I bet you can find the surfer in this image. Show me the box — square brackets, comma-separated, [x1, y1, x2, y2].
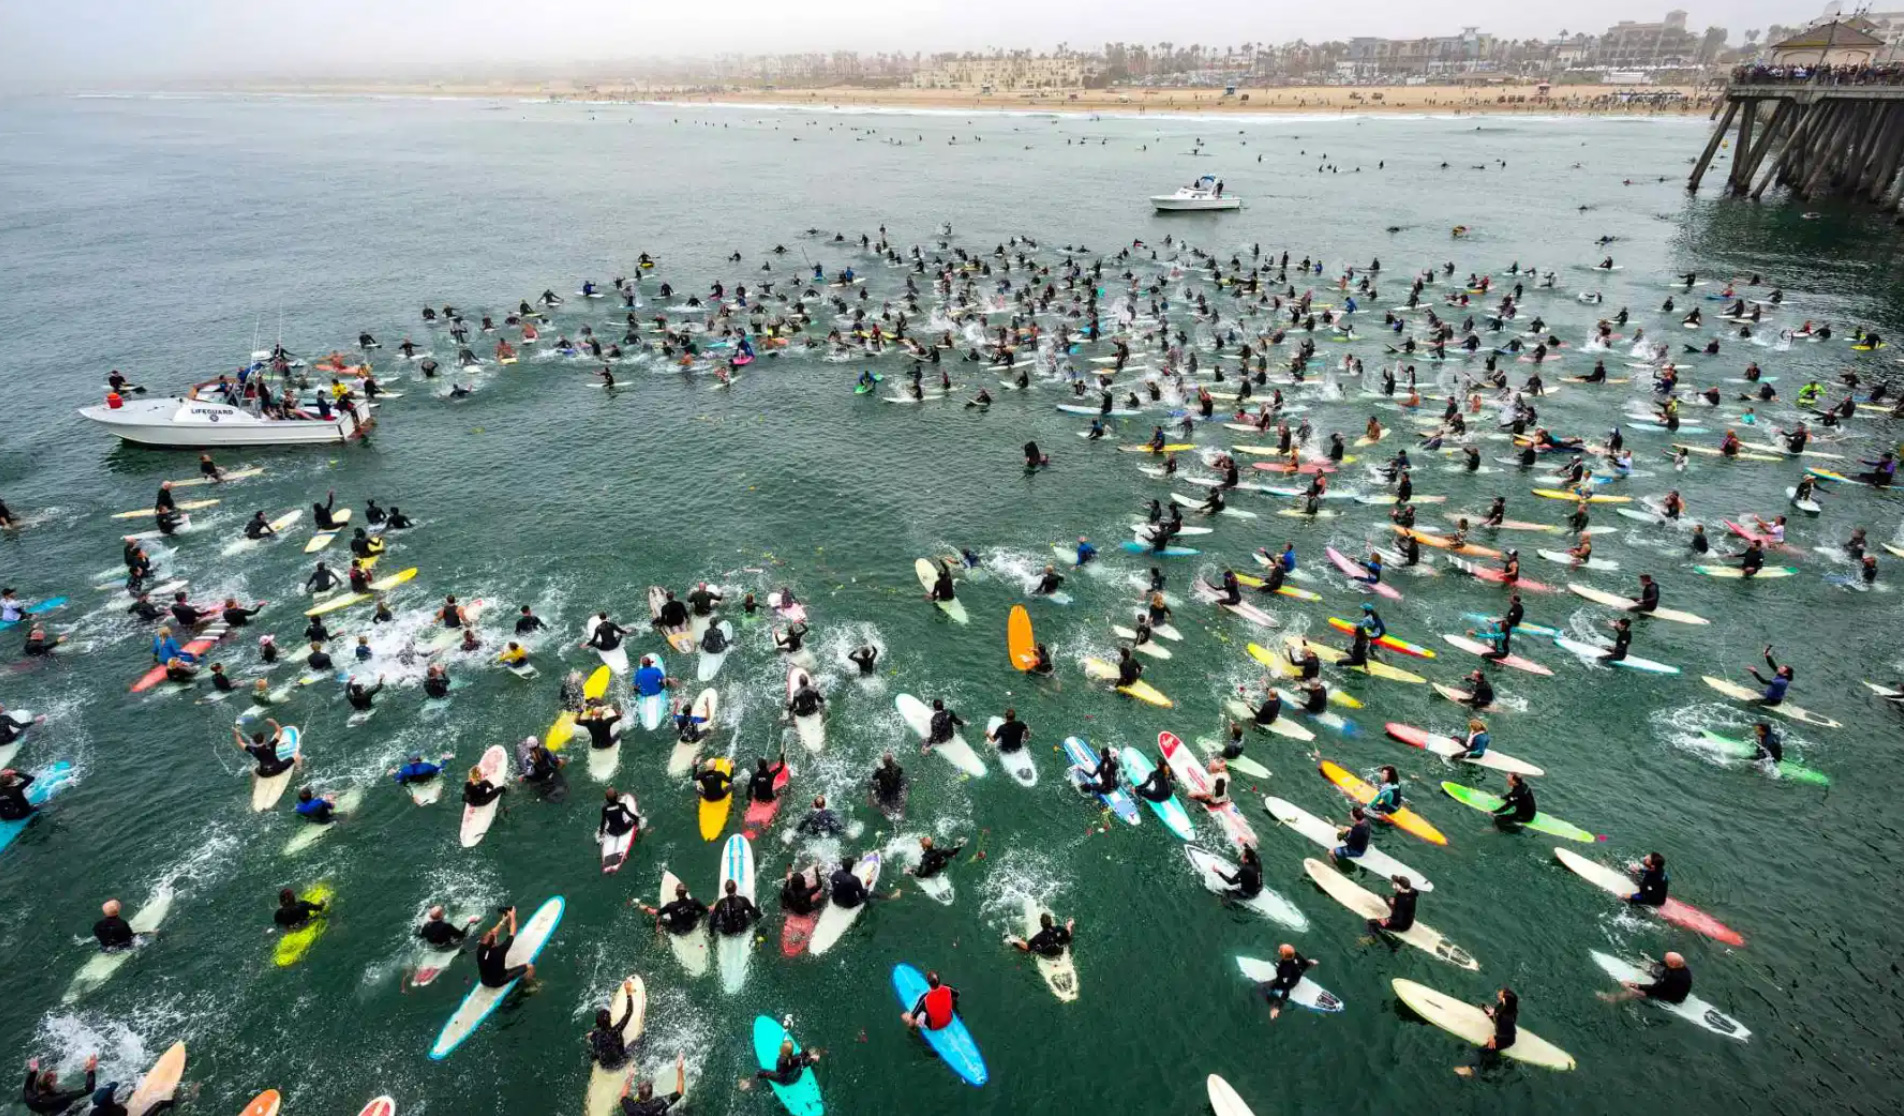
[232, 722, 297, 781]
[19, 1056, 97, 1114]
[1009, 911, 1076, 958]
[910, 835, 963, 884]
[1255, 943, 1318, 1021]
[922, 699, 965, 756]
[1744, 646, 1793, 706]
[870, 753, 908, 816]
[846, 644, 879, 675]
[1451, 988, 1520, 1076]
[795, 795, 845, 837]
[1625, 852, 1670, 907]
[693, 757, 733, 811]
[1489, 772, 1538, 830]
[1075, 745, 1120, 796]
[754, 1036, 822, 1087]
[1363, 875, 1418, 941]
[272, 888, 326, 929]
[475, 906, 537, 987]
[900, 970, 962, 1033]
[598, 788, 641, 844]
[461, 764, 506, 810]
[639, 881, 708, 938]
[748, 750, 789, 808]
[587, 978, 641, 1071]
[1333, 807, 1372, 860]
[709, 879, 762, 937]
[585, 613, 628, 656]
[1598, 952, 1693, 1005]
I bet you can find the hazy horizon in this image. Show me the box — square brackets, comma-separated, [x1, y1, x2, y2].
[0, 1, 1829, 90]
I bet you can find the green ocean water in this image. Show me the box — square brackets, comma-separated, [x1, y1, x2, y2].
[2, 94, 1904, 1115]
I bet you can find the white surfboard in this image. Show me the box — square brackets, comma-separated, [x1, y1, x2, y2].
[458, 745, 508, 847]
[808, 852, 880, 956]
[582, 976, 648, 1115]
[716, 835, 756, 994]
[894, 693, 986, 777]
[656, 869, 711, 976]
[62, 889, 174, 1003]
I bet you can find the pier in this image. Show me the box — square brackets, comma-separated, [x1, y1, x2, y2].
[1689, 75, 1904, 209]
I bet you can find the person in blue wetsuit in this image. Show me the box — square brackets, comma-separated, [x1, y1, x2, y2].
[1354, 551, 1384, 587]
[1745, 645, 1793, 705]
[149, 626, 189, 665]
[1456, 719, 1490, 759]
[390, 753, 449, 790]
[634, 655, 667, 699]
[293, 787, 336, 824]
[1074, 536, 1097, 567]
[1358, 602, 1387, 639]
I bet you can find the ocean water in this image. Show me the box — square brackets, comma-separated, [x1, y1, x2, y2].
[2, 93, 1904, 1114]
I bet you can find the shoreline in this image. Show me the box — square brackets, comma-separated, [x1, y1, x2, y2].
[107, 82, 1716, 118]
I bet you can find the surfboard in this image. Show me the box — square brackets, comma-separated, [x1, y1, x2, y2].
[716, 835, 756, 994]
[1439, 781, 1595, 842]
[892, 963, 988, 1086]
[1187, 845, 1307, 929]
[1553, 847, 1745, 946]
[1006, 605, 1037, 671]
[1383, 722, 1544, 776]
[1262, 796, 1433, 891]
[1061, 736, 1139, 824]
[808, 852, 880, 956]
[458, 744, 508, 846]
[429, 896, 565, 1059]
[582, 977, 647, 1116]
[600, 792, 640, 873]
[1391, 978, 1574, 1070]
[1588, 951, 1750, 1041]
[753, 1015, 825, 1116]
[272, 883, 332, 966]
[895, 693, 987, 777]
[1317, 760, 1446, 845]
[1302, 858, 1476, 969]
[1119, 747, 1193, 840]
[61, 888, 173, 1003]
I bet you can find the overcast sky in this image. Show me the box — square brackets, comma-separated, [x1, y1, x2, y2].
[1, 1, 1829, 87]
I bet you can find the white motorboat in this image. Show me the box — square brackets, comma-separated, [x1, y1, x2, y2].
[1151, 175, 1241, 212]
[79, 395, 367, 447]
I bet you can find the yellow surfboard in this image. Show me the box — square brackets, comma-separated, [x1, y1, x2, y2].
[697, 758, 734, 840]
[272, 883, 332, 967]
[584, 666, 612, 701]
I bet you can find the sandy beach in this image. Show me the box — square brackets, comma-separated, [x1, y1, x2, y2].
[235, 81, 1712, 117]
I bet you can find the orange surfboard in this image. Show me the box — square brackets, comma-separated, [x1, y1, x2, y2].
[240, 1091, 282, 1116]
[1317, 759, 1448, 846]
[1007, 605, 1037, 671]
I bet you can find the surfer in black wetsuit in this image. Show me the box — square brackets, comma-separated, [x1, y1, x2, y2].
[1257, 943, 1318, 1020]
[870, 753, 907, 815]
[1598, 951, 1693, 1005]
[598, 788, 641, 843]
[1076, 746, 1120, 795]
[639, 882, 707, 936]
[709, 879, 762, 937]
[1490, 772, 1538, 829]
[475, 906, 535, 987]
[910, 835, 963, 881]
[847, 645, 878, 674]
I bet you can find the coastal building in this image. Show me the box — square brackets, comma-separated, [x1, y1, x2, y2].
[1589, 11, 1728, 68]
[1766, 20, 1887, 66]
[911, 54, 1091, 91]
